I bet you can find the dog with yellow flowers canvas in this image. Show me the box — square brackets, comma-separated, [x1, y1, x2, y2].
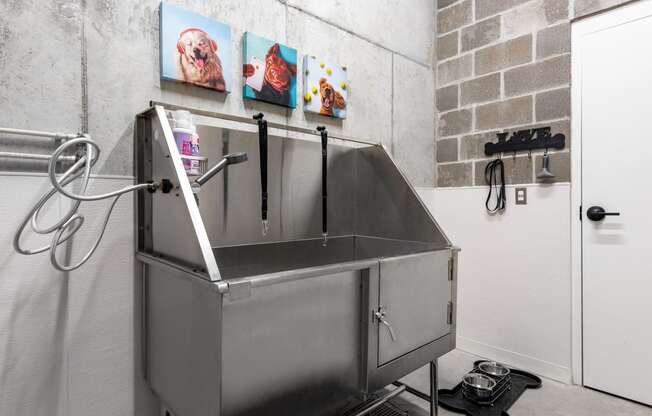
[303, 56, 348, 119]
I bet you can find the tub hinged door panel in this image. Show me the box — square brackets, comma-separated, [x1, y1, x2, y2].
[376, 250, 451, 366]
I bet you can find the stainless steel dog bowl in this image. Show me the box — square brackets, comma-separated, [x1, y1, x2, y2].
[478, 361, 511, 377]
[462, 373, 496, 399]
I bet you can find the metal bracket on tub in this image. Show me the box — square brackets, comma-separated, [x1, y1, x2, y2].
[227, 280, 252, 300]
[449, 246, 461, 281]
[135, 252, 229, 293]
[448, 258, 454, 281]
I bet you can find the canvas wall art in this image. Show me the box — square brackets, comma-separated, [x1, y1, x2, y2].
[302, 56, 348, 119]
[242, 32, 297, 108]
[160, 3, 232, 92]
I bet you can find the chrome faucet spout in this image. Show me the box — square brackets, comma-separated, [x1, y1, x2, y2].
[194, 152, 248, 187]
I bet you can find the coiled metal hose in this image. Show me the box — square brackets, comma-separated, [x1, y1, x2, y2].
[13, 136, 156, 271]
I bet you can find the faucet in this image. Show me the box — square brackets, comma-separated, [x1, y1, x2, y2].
[192, 152, 248, 192]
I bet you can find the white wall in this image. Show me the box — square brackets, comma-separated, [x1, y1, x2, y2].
[0, 175, 135, 416]
[418, 184, 572, 383]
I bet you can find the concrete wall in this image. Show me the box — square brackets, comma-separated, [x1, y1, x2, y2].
[574, 0, 636, 17]
[0, 0, 436, 185]
[0, 1, 436, 416]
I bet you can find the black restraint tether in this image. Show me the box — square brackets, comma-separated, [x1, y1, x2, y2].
[485, 158, 506, 213]
[317, 126, 328, 245]
[254, 113, 269, 235]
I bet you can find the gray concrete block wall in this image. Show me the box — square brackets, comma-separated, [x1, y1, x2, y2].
[435, 0, 576, 187]
[435, 0, 638, 188]
[0, 0, 436, 186]
[574, 0, 635, 17]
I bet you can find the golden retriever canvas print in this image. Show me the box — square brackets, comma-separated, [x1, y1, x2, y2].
[303, 56, 347, 119]
[160, 3, 231, 92]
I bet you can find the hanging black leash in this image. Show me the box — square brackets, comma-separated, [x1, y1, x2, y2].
[317, 126, 328, 246]
[254, 113, 269, 235]
[485, 158, 506, 213]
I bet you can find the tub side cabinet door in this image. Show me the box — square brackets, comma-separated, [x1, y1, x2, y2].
[376, 250, 451, 366]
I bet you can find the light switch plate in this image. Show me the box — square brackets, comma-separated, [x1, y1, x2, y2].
[515, 187, 527, 205]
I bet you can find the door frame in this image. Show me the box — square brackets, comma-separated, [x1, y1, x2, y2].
[570, 0, 652, 386]
[570, 15, 584, 386]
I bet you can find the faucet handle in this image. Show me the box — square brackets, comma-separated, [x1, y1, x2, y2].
[374, 306, 397, 342]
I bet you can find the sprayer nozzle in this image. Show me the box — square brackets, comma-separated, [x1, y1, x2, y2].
[225, 152, 248, 165]
[194, 152, 248, 188]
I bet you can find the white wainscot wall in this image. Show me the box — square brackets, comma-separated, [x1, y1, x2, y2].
[0, 174, 135, 416]
[418, 184, 572, 383]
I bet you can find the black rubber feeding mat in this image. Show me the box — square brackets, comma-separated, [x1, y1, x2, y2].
[438, 360, 542, 416]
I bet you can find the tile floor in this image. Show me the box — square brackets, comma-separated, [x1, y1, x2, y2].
[388, 350, 652, 416]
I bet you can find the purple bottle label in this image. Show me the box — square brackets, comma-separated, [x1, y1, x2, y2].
[181, 139, 192, 155]
[173, 130, 193, 171]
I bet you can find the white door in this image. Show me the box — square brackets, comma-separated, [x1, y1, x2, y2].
[574, 0, 652, 405]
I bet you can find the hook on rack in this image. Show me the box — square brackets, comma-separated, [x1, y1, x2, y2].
[484, 127, 565, 157]
[537, 147, 555, 179]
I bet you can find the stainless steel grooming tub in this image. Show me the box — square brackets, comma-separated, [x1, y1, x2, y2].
[134, 105, 459, 416]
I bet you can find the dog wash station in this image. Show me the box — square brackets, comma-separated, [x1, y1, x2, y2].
[135, 105, 459, 416]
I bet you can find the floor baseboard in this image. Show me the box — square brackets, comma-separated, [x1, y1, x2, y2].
[457, 336, 572, 384]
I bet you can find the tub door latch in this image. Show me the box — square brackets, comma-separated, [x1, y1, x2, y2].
[374, 306, 397, 342]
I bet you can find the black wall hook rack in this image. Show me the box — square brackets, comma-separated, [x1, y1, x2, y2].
[484, 127, 565, 156]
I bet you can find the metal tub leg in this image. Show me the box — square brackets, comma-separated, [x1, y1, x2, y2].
[430, 360, 438, 416]
[391, 359, 439, 416]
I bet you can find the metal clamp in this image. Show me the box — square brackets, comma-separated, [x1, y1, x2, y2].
[374, 306, 397, 342]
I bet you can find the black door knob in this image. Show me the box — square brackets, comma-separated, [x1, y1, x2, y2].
[587, 206, 620, 222]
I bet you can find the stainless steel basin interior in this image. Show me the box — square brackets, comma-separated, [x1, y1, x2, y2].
[147, 110, 450, 273]
[135, 105, 458, 416]
[214, 235, 444, 279]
